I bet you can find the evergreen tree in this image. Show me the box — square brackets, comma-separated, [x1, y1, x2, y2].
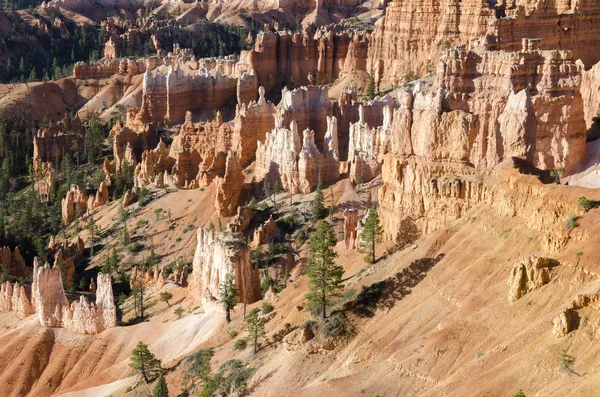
[220, 272, 239, 322]
[246, 308, 265, 354]
[360, 207, 383, 264]
[306, 221, 342, 319]
[311, 169, 325, 222]
[129, 341, 163, 383]
[86, 215, 98, 256]
[153, 374, 169, 397]
[159, 291, 173, 307]
[366, 69, 376, 100]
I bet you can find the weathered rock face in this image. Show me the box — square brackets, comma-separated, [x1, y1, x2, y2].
[33, 114, 82, 172]
[61, 185, 89, 225]
[348, 105, 392, 183]
[28, 262, 116, 334]
[0, 282, 34, 318]
[215, 151, 246, 217]
[553, 294, 600, 338]
[232, 86, 276, 166]
[237, 28, 357, 94]
[130, 263, 188, 289]
[111, 108, 156, 171]
[255, 118, 340, 194]
[140, 63, 242, 124]
[189, 227, 261, 308]
[507, 256, 555, 302]
[366, 0, 600, 86]
[343, 209, 359, 250]
[252, 215, 280, 247]
[0, 246, 30, 278]
[228, 206, 254, 233]
[378, 45, 587, 244]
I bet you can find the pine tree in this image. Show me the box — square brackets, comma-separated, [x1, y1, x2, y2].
[306, 221, 342, 319]
[366, 69, 376, 100]
[361, 207, 383, 264]
[129, 341, 162, 383]
[153, 374, 169, 397]
[159, 291, 173, 307]
[246, 308, 265, 354]
[311, 169, 325, 222]
[220, 272, 239, 322]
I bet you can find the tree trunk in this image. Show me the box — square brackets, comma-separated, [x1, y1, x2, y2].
[372, 236, 375, 263]
[226, 308, 231, 323]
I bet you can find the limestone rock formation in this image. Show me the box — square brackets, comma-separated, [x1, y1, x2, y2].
[189, 227, 261, 308]
[343, 209, 359, 250]
[228, 206, 254, 233]
[553, 294, 600, 338]
[507, 256, 555, 302]
[253, 215, 280, 246]
[215, 150, 246, 217]
[0, 246, 30, 278]
[61, 186, 89, 225]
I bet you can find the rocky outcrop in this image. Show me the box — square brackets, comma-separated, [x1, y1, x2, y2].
[366, 0, 600, 86]
[228, 206, 254, 233]
[215, 151, 246, 217]
[507, 256, 555, 302]
[378, 45, 587, 243]
[0, 282, 34, 318]
[553, 294, 600, 338]
[189, 227, 261, 308]
[231, 86, 276, 166]
[0, 246, 30, 278]
[33, 114, 82, 172]
[255, 117, 340, 194]
[343, 209, 359, 250]
[253, 215, 280, 246]
[61, 186, 89, 225]
[110, 108, 156, 171]
[348, 105, 392, 183]
[26, 261, 117, 334]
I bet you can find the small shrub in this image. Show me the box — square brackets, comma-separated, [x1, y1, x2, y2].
[228, 330, 238, 339]
[578, 196, 598, 212]
[175, 237, 182, 242]
[296, 228, 309, 246]
[564, 214, 579, 229]
[234, 338, 247, 350]
[125, 386, 132, 393]
[129, 242, 145, 253]
[324, 312, 351, 338]
[262, 302, 274, 315]
[558, 349, 575, 369]
[174, 307, 184, 319]
[512, 390, 526, 397]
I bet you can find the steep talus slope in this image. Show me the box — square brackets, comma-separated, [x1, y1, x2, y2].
[243, 169, 600, 396]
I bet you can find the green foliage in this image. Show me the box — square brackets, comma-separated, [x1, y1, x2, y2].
[306, 221, 342, 319]
[129, 341, 163, 383]
[558, 349, 575, 369]
[184, 348, 214, 385]
[262, 302, 274, 315]
[311, 171, 326, 222]
[578, 196, 599, 212]
[174, 307, 184, 319]
[220, 272, 239, 322]
[200, 359, 255, 397]
[246, 308, 266, 354]
[228, 330, 238, 339]
[152, 375, 169, 397]
[159, 291, 173, 306]
[564, 214, 579, 229]
[366, 70, 376, 100]
[512, 390, 526, 397]
[129, 242, 145, 253]
[360, 207, 384, 264]
[550, 167, 566, 184]
[261, 273, 274, 296]
[323, 312, 350, 338]
[233, 338, 247, 350]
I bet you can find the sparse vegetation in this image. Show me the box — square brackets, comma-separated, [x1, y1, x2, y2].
[578, 196, 599, 212]
[360, 207, 383, 264]
[564, 214, 579, 229]
[306, 221, 343, 319]
[262, 302, 274, 315]
[512, 390, 526, 397]
[557, 349, 575, 370]
[234, 338, 248, 350]
[246, 308, 266, 354]
[174, 307, 184, 319]
[220, 272, 239, 323]
[159, 291, 173, 307]
[129, 341, 163, 383]
[152, 374, 169, 397]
